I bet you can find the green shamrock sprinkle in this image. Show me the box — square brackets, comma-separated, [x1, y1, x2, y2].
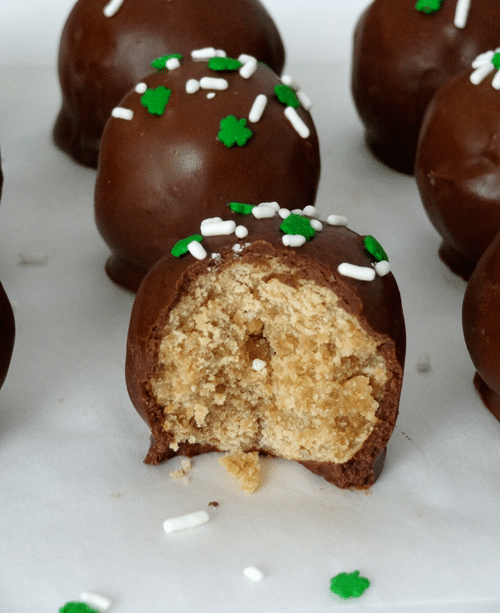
[171, 234, 203, 257]
[150, 53, 183, 70]
[330, 570, 370, 599]
[208, 57, 243, 71]
[364, 235, 389, 262]
[280, 214, 316, 240]
[229, 202, 255, 214]
[415, 0, 444, 14]
[492, 52, 500, 70]
[275, 83, 300, 109]
[218, 115, 253, 147]
[59, 603, 99, 613]
[141, 86, 172, 116]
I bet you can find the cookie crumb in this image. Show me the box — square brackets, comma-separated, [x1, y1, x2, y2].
[218, 450, 261, 493]
[169, 458, 192, 480]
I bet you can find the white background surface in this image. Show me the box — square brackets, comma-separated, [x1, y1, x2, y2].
[1, 1, 500, 612]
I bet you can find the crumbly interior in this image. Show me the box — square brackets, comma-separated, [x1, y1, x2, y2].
[151, 257, 387, 490]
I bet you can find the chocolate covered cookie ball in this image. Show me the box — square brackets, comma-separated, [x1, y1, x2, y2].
[53, 0, 285, 167]
[95, 53, 320, 291]
[463, 228, 500, 422]
[416, 49, 500, 279]
[125, 208, 405, 492]
[352, 0, 500, 174]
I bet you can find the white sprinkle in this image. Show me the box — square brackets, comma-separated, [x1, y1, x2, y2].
[472, 50, 496, 69]
[375, 260, 391, 276]
[238, 54, 257, 64]
[111, 107, 133, 120]
[259, 201, 280, 211]
[252, 359, 266, 372]
[252, 205, 276, 219]
[297, 90, 313, 111]
[310, 219, 323, 231]
[249, 94, 268, 123]
[470, 62, 495, 85]
[201, 220, 236, 236]
[207, 92, 216, 99]
[233, 243, 244, 253]
[201, 217, 222, 227]
[291, 208, 304, 215]
[279, 208, 291, 219]
[454, 0, 470, 28]
[284, 106, 310, 138]
[163, 510, 210, 533]
[492, 70, 500, 90]
[244, 566, 264, 581]
[186, 79, 200, 94]
[303, 205, 318, 217]
[282, 234, 306, 247]
[211, 252, 221, 262]
[417, 353, 431, 373]
[19, 253, 48, 266]
[191, 47, 226, 59]
[200, 77, 228, 90]
[166, 57, 181, 71]
[327, 214, 348, 226]
[103, 0, 125, 17]
[235, 225, 248, 238]
[187, 241, 207, 260]
[240, 59, 258, 79]
[135, 82, 148, 94]
[338, 263, 376, 281]
[281, 74, 299, 90]
[80, 592, 112, 611]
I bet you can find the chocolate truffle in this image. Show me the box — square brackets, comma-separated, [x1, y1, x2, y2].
[352, 0, 500, 174]
[0, 280, 15, 391]
[95, 54, 320, 292]
[125, 210, 406, 491]
[416, 50, 500, 279]
[53, 0, 285, 167]
[463, 228, 500, 422]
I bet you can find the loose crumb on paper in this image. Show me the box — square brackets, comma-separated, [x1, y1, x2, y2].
[218, 450, 261, 493]
[169, 458, 192, 482]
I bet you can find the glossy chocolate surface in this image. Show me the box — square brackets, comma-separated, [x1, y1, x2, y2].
[416, 70, 500, 279]
[95, 58, 320, 292]
[352, 0, 500, 174]
[463, 229, 500, 423]
[53, 0, 285, 167]
[126, 213, 406, 489]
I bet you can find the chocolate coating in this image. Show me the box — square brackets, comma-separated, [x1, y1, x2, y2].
[463, 229, 500, 422]
[352, 0, 500, 174]
[53, 0, 285, 167]
[95, 58, 320, 292]
[126, 213, 406, 489]
[416, 69, 500, 280]
[0, 281, 15, 391]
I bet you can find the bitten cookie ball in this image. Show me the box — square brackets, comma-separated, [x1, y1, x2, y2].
[352, 0, 500, 174]
[53, 0, 285, 167]
[95, 53, 320, 291]
[125, 209, 405, 492]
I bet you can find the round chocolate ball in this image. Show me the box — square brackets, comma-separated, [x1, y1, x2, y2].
[463, 228, 500, 422]
[352, 0, 500, 174]
[53, 0, 285, 167]
[416, 55, 500, 279]
[125, 210, 405, 490]
[95, 55, 320, 292]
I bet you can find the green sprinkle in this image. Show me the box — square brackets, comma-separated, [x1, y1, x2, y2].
[229, 202, 255, 214]
[492, 52, 500, 70]
[150, 54, 183, 70]
[171, 234, 203, 257]
[59, 603, 99, 613]
[275, 83, 300, 109]
[415, 0, 444, 14]
[280, 214, 316, 240]
[208, 57, 243, 71]
[364, 235, 389, 262]
[140, 86, 171, 116]
[330, 570, 370, 599]
[218, 115, 253, 147]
